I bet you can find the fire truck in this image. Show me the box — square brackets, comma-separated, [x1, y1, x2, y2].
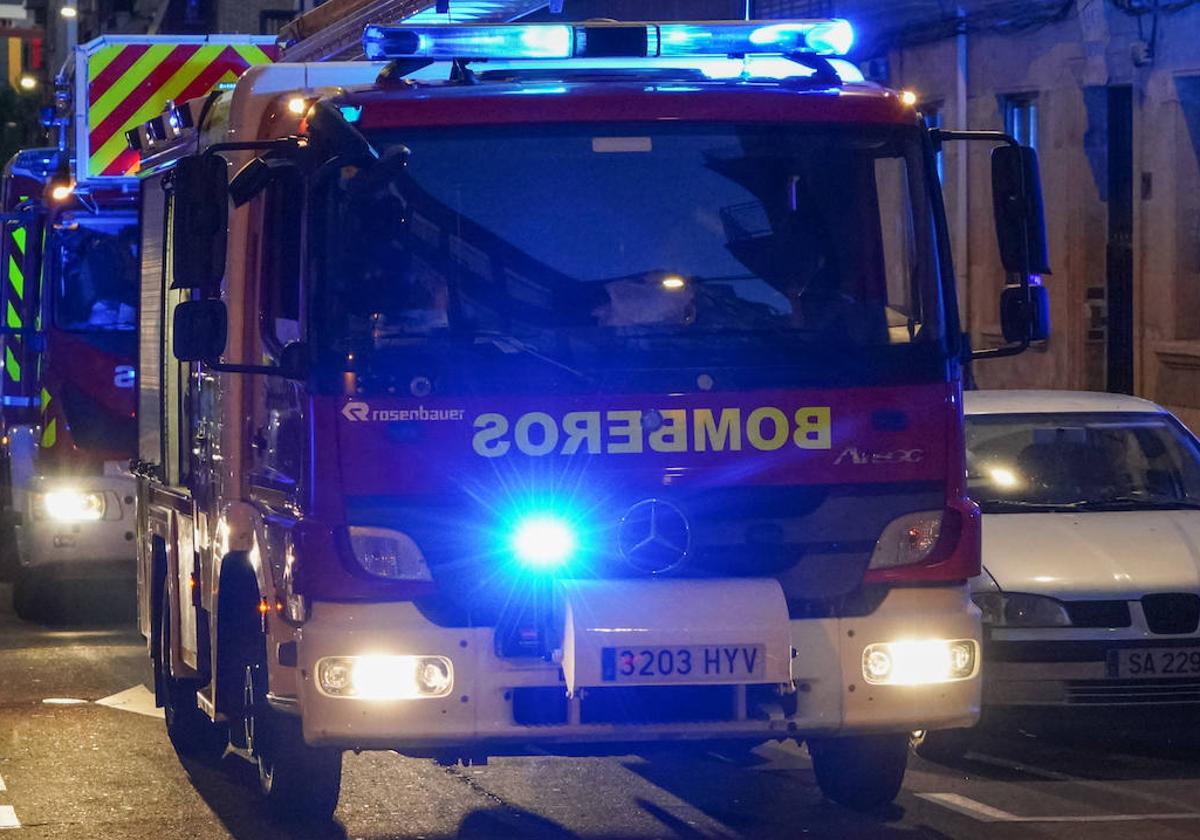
[132, 18, 1050, 818]
[0, 36, 277, 620]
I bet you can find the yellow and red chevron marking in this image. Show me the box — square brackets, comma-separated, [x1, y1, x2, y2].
[87, 42, 279, 178]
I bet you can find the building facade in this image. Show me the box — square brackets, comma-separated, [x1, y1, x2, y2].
[839, 0, 1200, 429]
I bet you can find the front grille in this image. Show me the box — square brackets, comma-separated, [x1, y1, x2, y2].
[1142, 594, 1200, 635]
[1064, 600, 1131, 628]
[511, 685, 740, 726]
[1066, 678, 1200, 706]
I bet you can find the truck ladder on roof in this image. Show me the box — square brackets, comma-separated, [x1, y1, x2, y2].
[279, 0, 551, 62]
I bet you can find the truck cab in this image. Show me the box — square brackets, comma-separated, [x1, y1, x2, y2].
[135, 19, 1049, 820]
[0, 151, 139, 620]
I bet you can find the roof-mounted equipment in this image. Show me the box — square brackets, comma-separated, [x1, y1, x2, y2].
[362, 19, 855, 62]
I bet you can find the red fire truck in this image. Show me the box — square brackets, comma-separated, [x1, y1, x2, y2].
[0, 36, 277, 620]
[133, 19, 1050, 818]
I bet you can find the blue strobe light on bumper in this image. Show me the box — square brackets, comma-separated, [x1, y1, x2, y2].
[510, 513, 578, 572]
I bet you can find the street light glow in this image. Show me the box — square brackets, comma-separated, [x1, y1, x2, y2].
[60, 5, 78, 17]
[17, 74, 37, 91]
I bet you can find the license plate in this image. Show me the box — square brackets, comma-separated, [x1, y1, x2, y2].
[601, 645, 765, 683]
[1108, 647, 1200, 679]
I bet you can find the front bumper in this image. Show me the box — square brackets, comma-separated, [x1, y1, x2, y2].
[293, 584, 981, 753]
[983, 635, 1200, 708]
[15, 473, 137, 578]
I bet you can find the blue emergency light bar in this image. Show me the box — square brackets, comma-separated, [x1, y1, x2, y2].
[362, 19, 855, 62]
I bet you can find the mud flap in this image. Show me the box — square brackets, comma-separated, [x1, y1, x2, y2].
[558, 579, 793, 697]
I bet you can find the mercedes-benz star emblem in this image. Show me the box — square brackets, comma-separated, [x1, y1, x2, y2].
[618, 499, 691, 574]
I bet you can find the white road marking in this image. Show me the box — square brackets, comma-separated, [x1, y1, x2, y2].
[94, 685, 163, 719]
[0, 805, 19, 829]
[41, 698, 87, 705]
[918, 792, 1200, 823]
[918, 793, 1020, 821]
[966, 750, 1200, 813]
[0, 775, 5, 792]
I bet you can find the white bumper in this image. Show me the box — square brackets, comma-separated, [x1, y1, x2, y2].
[15, 472, 137, 577]
[294, 584, 981, 752]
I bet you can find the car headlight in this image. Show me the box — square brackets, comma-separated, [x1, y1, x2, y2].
[36, 489, 106, 522]
[972, 592, 1072, 627]
[868, 510, 942, 570]
[348, 526, 433, 582]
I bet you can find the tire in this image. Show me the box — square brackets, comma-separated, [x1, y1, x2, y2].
[237, 628, 341, 821]
[808, 733, 909, 812]
[13, 567, 46, 622]
[911, 727, 973, 763]
[159, 587, 226, 762]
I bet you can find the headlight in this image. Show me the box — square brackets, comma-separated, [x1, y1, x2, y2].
[868, 510, 942, 570]
[972, 592, 1072, 627]
[862, 639, 978, 685]
[36, 489, 106, 522]
[316, 655, 453, 699]
[348, 526, 433, 582]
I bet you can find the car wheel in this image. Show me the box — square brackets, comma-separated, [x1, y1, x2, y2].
[239, 632, 341, 821]
[159, 588, 226, 762]
[808, 733, 909, 812]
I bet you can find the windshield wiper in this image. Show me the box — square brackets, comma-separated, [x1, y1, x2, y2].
[471, 332, 591, 383]
[979, 499, 1087, 512]
[1065, 496, 1200, 512]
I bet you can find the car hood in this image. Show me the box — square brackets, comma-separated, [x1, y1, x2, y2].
[980, 511, 1200, 600]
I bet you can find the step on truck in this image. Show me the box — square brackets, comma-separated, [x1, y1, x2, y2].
[131, 18, 1051, 818]
[0, 36, 277, 620]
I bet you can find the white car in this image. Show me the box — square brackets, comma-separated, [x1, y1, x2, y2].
[965, 390, 1200, 710]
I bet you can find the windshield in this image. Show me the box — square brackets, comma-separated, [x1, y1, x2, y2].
[52, 215, 138, 332]
[966, 412, 1200, 512]
[313, 122, 943, 381]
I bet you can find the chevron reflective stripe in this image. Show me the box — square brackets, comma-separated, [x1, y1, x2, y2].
[39, 387, 54, 448]
[4, 222, 25, 385]
[86, 41, 279, 178]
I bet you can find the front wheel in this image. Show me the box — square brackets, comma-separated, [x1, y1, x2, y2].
[808, 733, 909, 812]
[12, 567, 45, 622]
[239, 632, 341, 821]
[159, 588, 227, 762]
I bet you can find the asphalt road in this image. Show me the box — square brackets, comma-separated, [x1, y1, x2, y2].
[5, 584, 1200, 839]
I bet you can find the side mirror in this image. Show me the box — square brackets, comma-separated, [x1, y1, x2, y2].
[173, 299, 228, 362]
[1000, 283, 1050, 344]
[171, 155, 228, 289]
[991, 145, 1050, 275]
[278, 341, 309, 380]
[229, 157, 301, 207]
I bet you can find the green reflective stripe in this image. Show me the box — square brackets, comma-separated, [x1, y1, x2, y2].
[39, 387, 50, 410]
[7, 255, 22, 300]
[12, 226, 25, 255]
[5, 346, 19, 382]
[40, 418, 55, 448]
[6, 300, 20, 329]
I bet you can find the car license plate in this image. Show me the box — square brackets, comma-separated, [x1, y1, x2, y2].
[601, 645, 765, 683]
[1108, 647, 1200, 679]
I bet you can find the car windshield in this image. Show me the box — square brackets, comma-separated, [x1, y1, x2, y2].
[53, 215, 138, 332]
[312, 121, 943, 382]
[965, 412, 1200, 512]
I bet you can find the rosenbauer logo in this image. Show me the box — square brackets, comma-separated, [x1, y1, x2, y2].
[341, 401, 466, 422]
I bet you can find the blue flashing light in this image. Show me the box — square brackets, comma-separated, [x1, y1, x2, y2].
[802, 20, 855, 56]
[338, 104, 363, 123]
[362, 19, 856, 62]
[511, 514, 578, 571]
[364, 23, 571, 61]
